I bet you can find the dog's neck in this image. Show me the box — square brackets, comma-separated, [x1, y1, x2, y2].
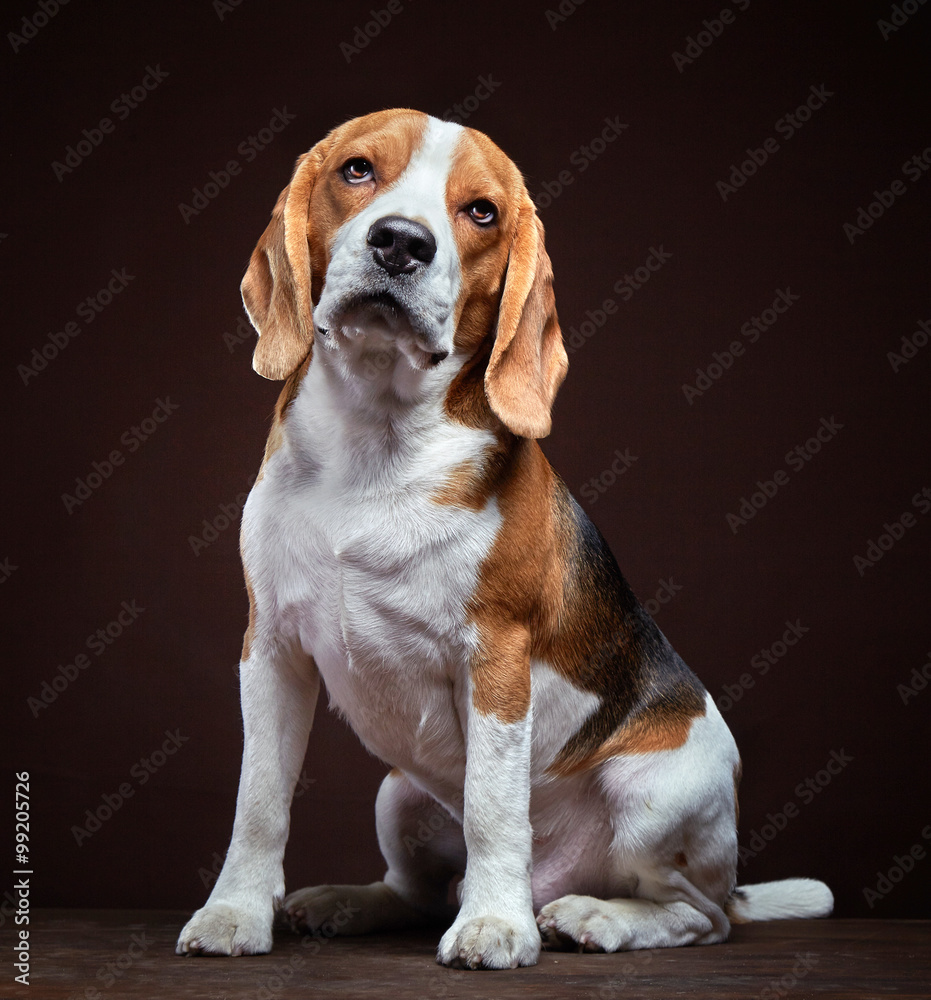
[285, 323, 488, 485]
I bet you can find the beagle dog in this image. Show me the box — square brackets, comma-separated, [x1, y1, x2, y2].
[177, 109, 832, 970]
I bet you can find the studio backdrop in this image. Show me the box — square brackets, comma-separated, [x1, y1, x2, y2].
[3, 0, 929, 922]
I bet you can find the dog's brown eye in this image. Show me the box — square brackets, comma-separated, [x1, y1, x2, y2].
[467, 200, 496, 226]
[343, 158, 374, 184]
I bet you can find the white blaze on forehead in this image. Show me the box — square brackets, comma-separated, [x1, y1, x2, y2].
[377, 116, 464, 220]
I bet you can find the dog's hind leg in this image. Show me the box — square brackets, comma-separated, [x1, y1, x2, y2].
[537, 883, 729, 952]
[537, 703, 739, 954]
[283, 769, 464, 935]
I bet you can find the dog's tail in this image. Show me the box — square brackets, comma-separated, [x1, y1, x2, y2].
[726, 878, 833, 923]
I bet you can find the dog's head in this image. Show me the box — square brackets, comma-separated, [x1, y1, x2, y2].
[241, 109, 567, 439]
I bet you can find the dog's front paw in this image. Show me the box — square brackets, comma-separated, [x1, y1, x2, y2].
[437, 913, 541, 970]
[176, 901, 273, 956]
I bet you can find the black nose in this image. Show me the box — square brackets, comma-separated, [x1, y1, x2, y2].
[367, 215, 437, 277]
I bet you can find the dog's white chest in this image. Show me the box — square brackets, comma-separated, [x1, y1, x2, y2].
[244, 380, 500, 778]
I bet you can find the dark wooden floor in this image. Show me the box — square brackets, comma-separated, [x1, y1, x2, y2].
[6, 911, 930, 999]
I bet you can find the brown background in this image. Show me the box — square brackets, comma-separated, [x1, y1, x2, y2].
[3, 0, 929, 924]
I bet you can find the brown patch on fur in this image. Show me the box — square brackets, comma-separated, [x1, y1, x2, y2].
[467, 439, 563, 724]
[444, 340, 500, 434]
[430, 434, 513, 512]
[674, 852, 688, 868]
[430, 460, 485, 511]
[275, 350, 313, 418]
[241, 570, 256, 662]
[470, 620, 532, 725]
[253, 352, 313, 484]
[548, 705, 704, 778]
[259, 421, 284, 478]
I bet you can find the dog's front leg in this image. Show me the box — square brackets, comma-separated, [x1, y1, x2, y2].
[177, 645, 319, 956]
[437, 641, 539, 970]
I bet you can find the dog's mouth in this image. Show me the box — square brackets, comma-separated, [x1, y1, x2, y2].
[316, 289, 408, 331]
[315, 291, 449, 369]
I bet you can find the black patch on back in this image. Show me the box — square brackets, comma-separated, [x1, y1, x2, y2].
[546, 479, 707, 772]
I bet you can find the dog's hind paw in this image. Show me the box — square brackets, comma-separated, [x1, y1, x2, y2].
[282, 881, 429, 936]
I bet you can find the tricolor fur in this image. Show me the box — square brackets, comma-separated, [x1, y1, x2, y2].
[177, 109, 832, 970]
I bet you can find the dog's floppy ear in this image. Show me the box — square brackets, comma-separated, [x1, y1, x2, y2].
[241, 147, 325, 380]
[485, 198, 568, 439]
